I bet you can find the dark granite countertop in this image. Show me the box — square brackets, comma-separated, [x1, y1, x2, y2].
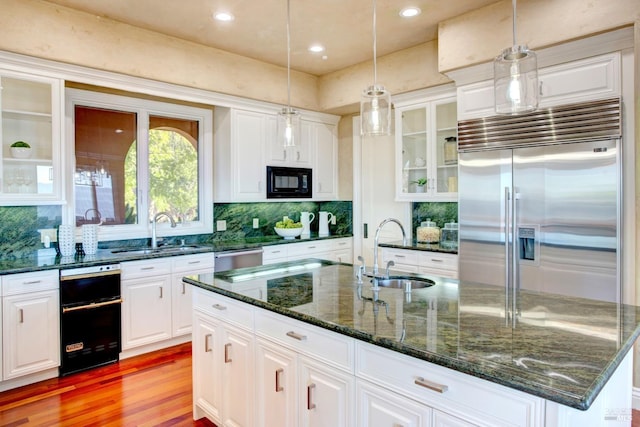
[0, 234, 352, 275]
[184, 259, 640, 411]
[378, 240, 458, 254]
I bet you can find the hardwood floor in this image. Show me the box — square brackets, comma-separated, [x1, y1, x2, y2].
[0, 342, 214, 426]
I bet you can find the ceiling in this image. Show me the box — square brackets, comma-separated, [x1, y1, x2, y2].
[42, 0, 499, 76]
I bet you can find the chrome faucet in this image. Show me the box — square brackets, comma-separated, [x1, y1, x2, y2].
[372, 218, 407, 275]
[151, 212, 177, 249]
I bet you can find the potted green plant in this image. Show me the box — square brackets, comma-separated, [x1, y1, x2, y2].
[10, 141, 32, 159]
[411, 178, 427, 192]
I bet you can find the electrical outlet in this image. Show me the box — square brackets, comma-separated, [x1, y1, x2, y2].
[38, 228, 57, 243]
[253, 218, 259, 229]
[216, 220, 227, 231]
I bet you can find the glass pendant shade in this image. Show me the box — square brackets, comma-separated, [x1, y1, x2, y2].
[361, 85, 391, 136]
[494, 45, 538, 114]
[277, 106, 301, 148]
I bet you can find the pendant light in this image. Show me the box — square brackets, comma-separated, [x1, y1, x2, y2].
[360, 0, 391, 136]
[494, 0, 538, 115]
[277, 0, 300, 147]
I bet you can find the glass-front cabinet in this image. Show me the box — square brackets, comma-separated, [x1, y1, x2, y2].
[394, 89, 457, 201]
[0, 69, 63, 205]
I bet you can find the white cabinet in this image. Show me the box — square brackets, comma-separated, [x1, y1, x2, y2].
[263, 237, 353, 265]
[214, 107, 269, 202]
[192, 287, 255, 426]
[382, 248, 458, 279]
[308, 120, 338, 200]
[457, 53, 621, 121]
[0, 69, 64, 205]
[121, 259, 172, 350]
[394, 90, 457, 201]
[268, 115, 312, 167]
[357, 379, 432, 427]
[171, 253, 214, 337]
[1, 270, 59, 381]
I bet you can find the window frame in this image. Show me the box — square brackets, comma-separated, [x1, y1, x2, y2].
[65, 88, 213, 242]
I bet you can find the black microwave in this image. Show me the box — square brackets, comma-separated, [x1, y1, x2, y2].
[266, 166, 312, 199]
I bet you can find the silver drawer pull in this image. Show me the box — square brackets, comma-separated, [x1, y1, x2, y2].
[224, 343, 232, 363]
[307, 383, 316, 410]
[275, 368, 284, 392]
[212, 304, 227, 311]
[430, 258, 444, 263]
[205, 333, 212, 352]
[286, 331, 307, 341]
[188, 260, 202, 265]
[394, 255, 406, 258]
[22, 280, 42, 285]
[141, 266, 155, 271]
[414, 376, 448, 393]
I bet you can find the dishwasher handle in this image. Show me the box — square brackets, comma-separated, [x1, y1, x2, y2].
[214, 249, 264, 259]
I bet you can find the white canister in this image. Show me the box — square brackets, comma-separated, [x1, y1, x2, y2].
[58, 225, 75, 257]
[82, 224, 100, 255]
[300, 211, 315, 237]
[318, 211, 334, 237]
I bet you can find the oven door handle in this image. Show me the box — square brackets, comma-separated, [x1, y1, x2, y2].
[62, 298, 123, 313]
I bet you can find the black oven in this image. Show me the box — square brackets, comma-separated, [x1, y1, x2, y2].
[59, 264, 122, 376]
[266, 166, 312, 198]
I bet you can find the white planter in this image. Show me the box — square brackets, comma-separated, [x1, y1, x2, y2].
[10, 146, 32, 159]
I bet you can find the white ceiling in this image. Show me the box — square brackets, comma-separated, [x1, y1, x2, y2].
[42, 0, 499, 76]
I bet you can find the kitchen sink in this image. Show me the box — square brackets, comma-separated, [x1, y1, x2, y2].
[371, 276, 435, 290]
[110, 245, 208, 255]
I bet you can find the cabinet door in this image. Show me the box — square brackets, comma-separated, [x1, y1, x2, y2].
[233, 110, 267, 200]
[311, 121, 338, 200]
[432, 410, 478, 427]
[221, 324, 255, 427]
[121, 276, 172, 349]
[2, 290, 59, 379]
[299, 356, 354, 427]
[0, 70, 63, 205]
[256, 338, 298, 427]
[192, 313, 222, 423]
[269, 115, 311, 167]
[357, 380, 432, 427]
[172, 273, 193, 336]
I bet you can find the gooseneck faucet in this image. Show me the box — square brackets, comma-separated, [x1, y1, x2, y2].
[372, 218, 407, 275]
[151, 212, 177, 249]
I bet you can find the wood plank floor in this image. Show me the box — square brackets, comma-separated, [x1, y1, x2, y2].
[0, 342, 215, 426]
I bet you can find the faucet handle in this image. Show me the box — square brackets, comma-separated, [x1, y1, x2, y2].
[385, 260, 395, 278]
[356, 256, 366, 283]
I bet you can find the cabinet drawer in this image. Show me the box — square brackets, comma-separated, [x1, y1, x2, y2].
[332, 238, 352, 251]
[193, 287, 253, 330]
[418, 252, 458, 271]
[356, 342, 543, 427]
[121, 258, 172, 279]
[288, 240, 333, 255]
[2, 269, 59, 295]
[172, 253, 214, 273]
[262, 245, 288, 262]
[382, 248, 419, 266]
[255, 310, 354, 372]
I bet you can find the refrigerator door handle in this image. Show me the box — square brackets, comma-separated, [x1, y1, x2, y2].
[512, 191, 521, 328]
[504, 186, 511, 327]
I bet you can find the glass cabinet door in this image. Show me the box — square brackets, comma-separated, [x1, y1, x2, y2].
[396, 94, 457, 201]
[0, 71, 63, 205]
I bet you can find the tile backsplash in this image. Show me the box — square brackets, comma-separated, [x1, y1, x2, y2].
[0, 206, 62, 259]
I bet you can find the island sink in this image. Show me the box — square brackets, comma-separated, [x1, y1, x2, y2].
[371, 276, 435, 290]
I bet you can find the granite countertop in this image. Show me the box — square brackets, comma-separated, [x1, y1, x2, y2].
[0, 234, 352, 275]
[378, 240, 458, 254]
[184, 259, 640, 411]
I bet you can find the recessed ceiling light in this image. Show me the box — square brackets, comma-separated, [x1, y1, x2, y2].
[308, 44, 325, 53]
[399, 7, 421, 18]
[214, 12, 235, 22]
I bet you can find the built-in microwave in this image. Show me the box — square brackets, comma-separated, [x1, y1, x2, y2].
[266, 166, 312, 199]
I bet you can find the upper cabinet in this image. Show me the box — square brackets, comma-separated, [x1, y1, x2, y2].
[394, 89, 457, 202]
[307, 119, 338, 200]
[267, 115, 311, 168]
[457, 52, 621, 121]
[0, 69, 64, 205]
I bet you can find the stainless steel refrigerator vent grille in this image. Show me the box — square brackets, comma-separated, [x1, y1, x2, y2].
[457, 98, 621, 151]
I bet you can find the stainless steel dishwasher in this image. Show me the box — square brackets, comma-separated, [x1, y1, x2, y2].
[214, 248, 263, 272]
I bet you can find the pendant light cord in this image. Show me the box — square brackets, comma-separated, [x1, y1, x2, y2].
[511, 0, 517, 46]
[372, 0, 378, 86]
[286, 0, 291, 108]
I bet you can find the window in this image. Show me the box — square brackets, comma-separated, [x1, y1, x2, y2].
[65, 88, 213, 241]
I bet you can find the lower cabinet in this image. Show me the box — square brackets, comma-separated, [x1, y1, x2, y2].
[1, 270, 60, 385]
[263, 237, 353, 265]
[357, 380, 432, 427]
[382, 248, 458, 279]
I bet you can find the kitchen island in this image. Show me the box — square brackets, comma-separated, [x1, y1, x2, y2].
[185, 259, 639, 426]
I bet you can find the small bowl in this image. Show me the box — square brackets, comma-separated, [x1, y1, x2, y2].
[10, 147, 32, 159]
[274, 227, 303, 240]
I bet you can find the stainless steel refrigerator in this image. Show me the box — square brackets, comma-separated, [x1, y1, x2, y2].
[457, 98, 623, 317]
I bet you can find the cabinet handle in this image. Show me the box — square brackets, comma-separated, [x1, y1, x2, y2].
[19, 308, 24, 323]
[286, 331, 307, 341]
[213, 303, 227, 311]
[394, 255, 406, 259]
[308, 246, 316, 249]
[272, 250, 281, 254]
[159, 286, 163, 298]
[204, 333, 212, 352]
[430, 258, 444, 263]
[22, 280, 42, 285]
[307, 383, 316, 410]
[283, 149, 287, 160]
[414, 376, 448, 393]
[275, 368, 284, 392]
[187, 260, 201, 265]
[224, 343, 232, 363]
[141, 266, 155, 271]
[182, 282, 186, 294]
[296, 151, 300, 161]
